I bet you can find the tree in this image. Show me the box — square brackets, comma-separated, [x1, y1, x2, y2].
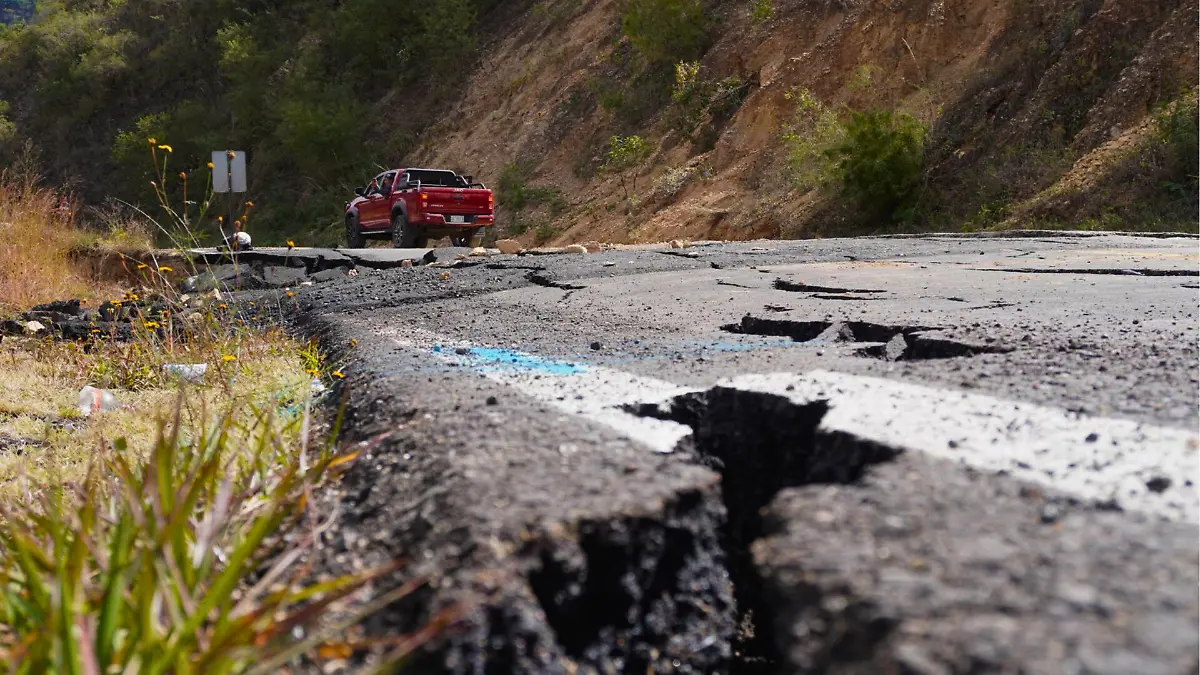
[602, 135, 652, 198]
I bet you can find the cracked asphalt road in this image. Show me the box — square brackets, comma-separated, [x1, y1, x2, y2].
[289, 232, 1198, 674]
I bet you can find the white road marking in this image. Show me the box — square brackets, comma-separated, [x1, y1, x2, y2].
[381, 327, 696, 453]
[720, 371, 1198, 523]
[378, 328, 1198, 522]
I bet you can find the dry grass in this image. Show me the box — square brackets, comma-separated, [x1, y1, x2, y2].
[0, 176, 95, 310]
[0, 327, 314, 494]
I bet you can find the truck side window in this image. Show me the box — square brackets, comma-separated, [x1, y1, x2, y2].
[380, 171, 395, 195]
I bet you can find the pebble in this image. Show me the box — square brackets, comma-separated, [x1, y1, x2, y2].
[1039, 503, 1062, 524]
[590, 341, 603, 350]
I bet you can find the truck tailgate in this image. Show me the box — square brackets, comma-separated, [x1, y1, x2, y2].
[423, 188, 492, 213]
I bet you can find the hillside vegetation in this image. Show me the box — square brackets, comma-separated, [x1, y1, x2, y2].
[0, 0, 1195, 246]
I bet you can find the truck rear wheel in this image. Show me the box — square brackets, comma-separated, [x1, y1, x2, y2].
[450, 228, 480, 247]
[393, 213, 427, 248]
[345, 215, 365, 249]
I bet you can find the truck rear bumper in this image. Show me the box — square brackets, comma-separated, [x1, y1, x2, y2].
[412, 214, 494, 227]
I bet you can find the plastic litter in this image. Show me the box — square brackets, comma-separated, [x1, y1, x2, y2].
[77, 386, 120, 417]
[163, 363, 208, 383]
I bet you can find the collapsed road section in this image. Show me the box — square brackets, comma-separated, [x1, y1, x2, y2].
[285, 233, 1198, 674]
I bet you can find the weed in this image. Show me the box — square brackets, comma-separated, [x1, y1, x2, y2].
[0, 397, 445, 673]
[750, 0, 774, 24]
[670, 62, 744, 144]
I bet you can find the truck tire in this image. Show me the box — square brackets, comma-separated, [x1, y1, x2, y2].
[450, 228, 480, 247]
[393, 213, 427, 248]
[345, 215, 365, 249]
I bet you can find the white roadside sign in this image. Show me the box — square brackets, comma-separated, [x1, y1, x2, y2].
[212, 150, 247, 193]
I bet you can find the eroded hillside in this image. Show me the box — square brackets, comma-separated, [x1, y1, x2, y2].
[414, 0, 1198, 245]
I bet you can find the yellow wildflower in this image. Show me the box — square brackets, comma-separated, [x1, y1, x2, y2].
[350, 339, 358, 347]
[158, 145, 173, 153]
[148, 137, 157, 145]
[286, 291, 294, 298]
[143, 321, 159, 328]
[287, 240, 295, 249]
[136, 263, 148, 270]
[226, 150, 235, 159]
[207, 161, 214, 169]
[221, 354, 237, 362]
[158, 266, 173, 273]
[179, 171, 186, 180]
[218, 303, 228, 310]
[332, 370, 345, 379]
[245, 201, 254, 207]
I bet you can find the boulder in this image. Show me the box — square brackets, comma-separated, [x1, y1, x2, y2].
[495, 239, 524, 254]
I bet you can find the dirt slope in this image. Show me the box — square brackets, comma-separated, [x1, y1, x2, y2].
[411, 0, 1197, 245]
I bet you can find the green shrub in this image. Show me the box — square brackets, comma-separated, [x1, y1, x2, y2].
[781, 89, 844, 191]
[828, 109, 927, 220]
[1157, 92, 1199, 189]
[621, 0, 710, 63]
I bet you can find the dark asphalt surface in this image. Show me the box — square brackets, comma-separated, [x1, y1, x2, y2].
[282, 232, 1198, 674]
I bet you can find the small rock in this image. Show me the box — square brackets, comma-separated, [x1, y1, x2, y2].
[400, 259, 413, 268]
[470, 246, 488, 257]
[455, 347, 470, 355]
[185, 312, 204, 324]
[603, 261, 616, 267]
[581, 241, 602, 253]
[439, 271, 452, 280]
[669, 240, 682, 249]
[23, 320, 45, 334]
[590, 341, 603, 351]
[565, 244, 588, 255]
[1145, 476, 1172, 493]
[1085, 432, 1100, 443]
[495, 239, 523, 254]
[486, 396, 498, 405]
[1040, 503, 1062, 524]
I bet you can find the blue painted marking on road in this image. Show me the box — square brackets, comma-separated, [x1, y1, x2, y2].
[459, 347, 585, 376]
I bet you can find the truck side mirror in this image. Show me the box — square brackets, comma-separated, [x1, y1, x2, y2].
[354, 187, 365, 196]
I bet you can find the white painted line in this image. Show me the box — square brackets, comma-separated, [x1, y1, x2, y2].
[375, 327, 1198, 522]
[379, 327, 696, 453]
[721, 371, 1199, 523]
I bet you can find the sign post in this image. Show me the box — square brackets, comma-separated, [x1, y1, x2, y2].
[211, 150, 247, 249]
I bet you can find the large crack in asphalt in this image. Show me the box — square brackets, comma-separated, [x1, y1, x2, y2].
[772, 279, 887, 294]
[722, 316, 1013, 361]
[628, 388, 901, 674]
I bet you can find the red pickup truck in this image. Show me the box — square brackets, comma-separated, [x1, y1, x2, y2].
[344, 168, 495, 248]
